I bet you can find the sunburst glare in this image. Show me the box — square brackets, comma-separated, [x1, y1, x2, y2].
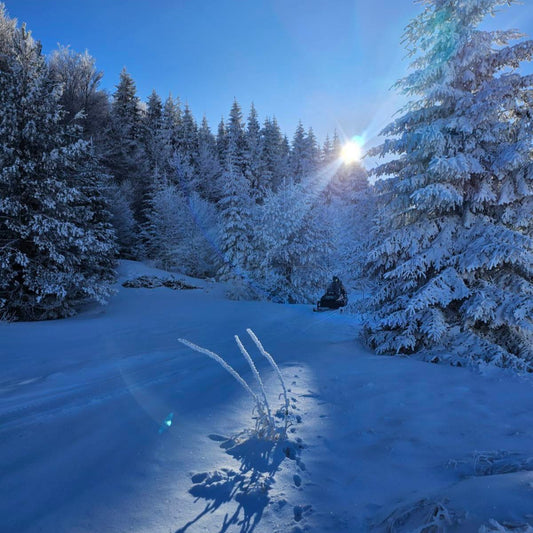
[341, 139, 363, 164]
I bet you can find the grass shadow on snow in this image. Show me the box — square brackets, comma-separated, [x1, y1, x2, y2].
[175, 432, 302, 533]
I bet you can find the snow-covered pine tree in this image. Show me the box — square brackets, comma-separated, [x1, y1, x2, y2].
[279, 133, 291, 183]
[0, 8, 116, 320]
[102, 67, 147, 232]
[289, 122, 320, 183]
[216, 100, 255, 291]
[169, 104, 198, 197]
[226, 100, 247, 173]
[104, 68, 144, 179]
[305, 127, 320, 173]
[178, 104, 199, 158]
[364, 0, 533, 370]
[289, 121, 307, 183]
[143, 90, 166, 172]
[197, 116, 221, 202]
[138, 91, 174, 256]
[259, 117, 289, 192]
[332, 130, 341, 155]
[244, 103, 265, 203]
[216, 117, 228, 163]
[322, 134, 334, 164]
[161, 94, 181, 157]
[321, 129, 341, 165]
[73, 146, 118, 300]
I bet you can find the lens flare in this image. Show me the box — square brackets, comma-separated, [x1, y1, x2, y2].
[158, 412, 174, 434]
[341, 140, 362, 164]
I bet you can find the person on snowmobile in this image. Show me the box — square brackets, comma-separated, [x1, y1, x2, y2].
[318, 276, 348, 309]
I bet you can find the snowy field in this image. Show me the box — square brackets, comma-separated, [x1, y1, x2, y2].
[1, 261, 532, 533]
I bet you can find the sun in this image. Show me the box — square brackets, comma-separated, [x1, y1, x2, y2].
[341, 139, 363, 164]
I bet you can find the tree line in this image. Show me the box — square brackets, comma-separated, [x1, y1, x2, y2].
[0, 4, 371, 320]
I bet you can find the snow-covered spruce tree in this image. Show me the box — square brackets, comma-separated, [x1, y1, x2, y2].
[321, 134, 334, 164]
[104, 68, 144, 177]
[244, 103, 266, 204]
[140, 89, 179, 229]
[216, 117, 228, 163]
[216, 101, 255, 293]
[177, 104, 199, 159]
[143, 90, 167, 173]
[175, 104, 199, 189]
[102, 68, 147, 239]
[364, 0, 533, 369]
[196, 116, 221, 202]
[0, 9, 116, 320]
[259, 117, 288, 192]
[290, 121, 320, 183]
[161, 94, 181, 156]
[73, 147, 118, 299]
[305, 127, 321, 171]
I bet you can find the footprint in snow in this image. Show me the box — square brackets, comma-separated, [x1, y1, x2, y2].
[293, 504, 312, 522]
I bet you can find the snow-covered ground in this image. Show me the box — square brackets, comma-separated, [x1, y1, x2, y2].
[2, 261, 532, 533]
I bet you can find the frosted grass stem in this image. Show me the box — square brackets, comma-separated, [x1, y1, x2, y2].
[246, 328, 289, 419]
[234, 334, 272, 424]
[178, 338, 259, 406]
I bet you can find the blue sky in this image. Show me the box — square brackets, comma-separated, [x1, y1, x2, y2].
[5, 0, 533, 145]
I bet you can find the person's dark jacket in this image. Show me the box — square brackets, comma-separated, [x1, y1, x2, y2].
[326, 279, 347, 299]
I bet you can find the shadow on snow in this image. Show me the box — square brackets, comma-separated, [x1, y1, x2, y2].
[175, 432, 301, 533]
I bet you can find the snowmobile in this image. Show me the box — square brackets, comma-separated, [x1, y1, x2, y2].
[314, 276, 348, 312]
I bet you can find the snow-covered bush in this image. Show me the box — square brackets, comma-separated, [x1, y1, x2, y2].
[178, 329, 289, 439]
